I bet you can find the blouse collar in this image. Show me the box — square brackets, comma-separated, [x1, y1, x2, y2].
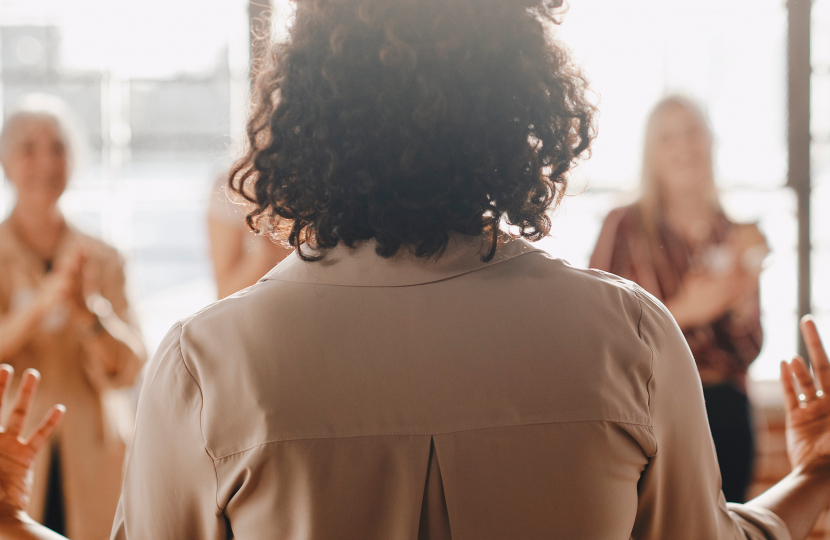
[260, 235, 547, 287]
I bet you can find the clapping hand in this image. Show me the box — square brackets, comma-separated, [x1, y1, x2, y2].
[32, 247, 85, 315]
[56, 247, 90, 316]
[781, 317, 830, 469]
[0, 366, 64, 517]
[667, 269, 746, 328]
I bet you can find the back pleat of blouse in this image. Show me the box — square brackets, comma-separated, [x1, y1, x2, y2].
[418, 438, 452, 540]
[111, 237, 792, 540]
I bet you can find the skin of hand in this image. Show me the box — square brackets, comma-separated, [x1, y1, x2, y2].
[59, 248, 99, 328]
[729, 223, 769, 271]
[53, 246, 146, 378]
[667, 226, 767, 330]
[33, 264, 76, 315]
[26, 246, 88, 320]
[0, 244, 144, 381]
[745, 316, 830, 540]
[0, 366, 64, 516]
[32, 247, 97, 330]
[667, 267, 746, 329]
[0, 256, 79, 363]
[724, 224, 767, 324]
[781, 317, 830, 468]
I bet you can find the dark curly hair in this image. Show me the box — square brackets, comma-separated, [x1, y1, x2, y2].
[231, 0, 595, 261]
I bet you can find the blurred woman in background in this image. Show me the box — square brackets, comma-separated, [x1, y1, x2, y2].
[207, 173, 292, 298]
[0, 98, 145, 539]
[590, 95, 768, 502]
[0, 3, 828, 539]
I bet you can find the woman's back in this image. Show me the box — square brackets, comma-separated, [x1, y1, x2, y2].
[112, 237, 786, 539]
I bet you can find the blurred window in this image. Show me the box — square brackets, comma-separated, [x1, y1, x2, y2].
[0, 0, 824, 380]
[813, 0, 830, 376]
[538, 0, 797, 381]
[0, 0, 253, 349]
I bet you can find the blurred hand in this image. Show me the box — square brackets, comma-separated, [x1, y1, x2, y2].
[32, 247, 86, 313]
[667, 269, 745, 328]
[782, 317, 830, 469]
[0, 366, 64, 515]
[728, 223, 769, 275]
[33, 270, 74, 314]
[60, 248, 89, 312]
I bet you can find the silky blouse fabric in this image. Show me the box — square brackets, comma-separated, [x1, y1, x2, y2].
[112, 237, 789, 539]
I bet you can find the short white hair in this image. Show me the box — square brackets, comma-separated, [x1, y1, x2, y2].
[0, 94, 87, 173]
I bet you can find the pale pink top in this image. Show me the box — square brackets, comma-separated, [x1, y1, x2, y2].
[111, 237, 789, 540]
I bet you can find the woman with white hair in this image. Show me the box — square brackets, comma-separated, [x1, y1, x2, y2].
[591, 95, 769, 502]
[1, 2, 827, 538]
[0, 98, 145, 539]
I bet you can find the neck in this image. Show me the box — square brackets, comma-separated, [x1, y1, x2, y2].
[10, 202, 65, 259]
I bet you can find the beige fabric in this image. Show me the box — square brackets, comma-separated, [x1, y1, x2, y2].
[0, 220, 141, 540]
[112, 236, 790, 540]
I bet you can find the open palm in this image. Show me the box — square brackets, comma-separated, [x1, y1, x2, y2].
[0, 366, 64, 514]
[781, 317, 830, 468]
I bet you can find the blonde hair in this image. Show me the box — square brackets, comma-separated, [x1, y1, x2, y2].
[637, 95, 721, 235]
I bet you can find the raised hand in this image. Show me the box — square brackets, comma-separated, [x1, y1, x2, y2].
[0, 366, 64, 515]
[781, 317, 830, 468]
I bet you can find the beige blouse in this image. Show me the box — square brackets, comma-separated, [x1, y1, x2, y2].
[0, 220, 142, 540]
[112, 237, 789, 539]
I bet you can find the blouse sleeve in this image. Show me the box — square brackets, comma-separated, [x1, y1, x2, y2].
[631, 288, 790, 540]
[110, 322, 227, 540]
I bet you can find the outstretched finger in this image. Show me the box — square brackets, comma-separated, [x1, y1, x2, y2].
[791, 355, 818, 399]
[781, 360, 800, 412]
[5, 369, 41, 437]
[25, 404, 65, 453]
[0, 365, 13, 408]
[802, 316, 830, 391]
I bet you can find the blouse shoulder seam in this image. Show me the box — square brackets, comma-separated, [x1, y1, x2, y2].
[177, 324, 223, 512]
[635, 289, 658, 456]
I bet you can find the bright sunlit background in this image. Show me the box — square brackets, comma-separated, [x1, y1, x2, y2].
[0, 0, 828, 380]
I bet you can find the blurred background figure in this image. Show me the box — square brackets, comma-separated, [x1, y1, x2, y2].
[207, 172, 292, 298]
[590, 95, 769, 503]
[0, 98, 145, 539]
[0, 0, 828, 530]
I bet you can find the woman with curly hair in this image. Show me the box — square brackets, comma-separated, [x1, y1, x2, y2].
[6, 0, 827, 538]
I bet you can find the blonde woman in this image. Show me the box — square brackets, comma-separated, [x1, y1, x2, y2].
[0, 100, 145, 538]
[591, 95, 768, 502]
[0, 4, 829, 539]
